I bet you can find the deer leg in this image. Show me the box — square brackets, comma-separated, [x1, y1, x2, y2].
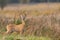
[5, 28, 12, 35]
[20, 30, 24, 36]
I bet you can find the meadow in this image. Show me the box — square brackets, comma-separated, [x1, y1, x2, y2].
[0, 3, 60, 40]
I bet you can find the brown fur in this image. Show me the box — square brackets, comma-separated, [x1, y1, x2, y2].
[5, 15, 25, 35]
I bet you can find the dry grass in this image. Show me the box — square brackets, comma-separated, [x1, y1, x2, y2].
[0, 3, 60, 15]
[0, 3, 60, 40]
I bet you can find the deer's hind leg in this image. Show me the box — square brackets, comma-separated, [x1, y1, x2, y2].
[5, 28, 13, 35]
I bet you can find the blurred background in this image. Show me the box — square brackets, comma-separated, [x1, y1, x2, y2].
[0, 0, 60, 40]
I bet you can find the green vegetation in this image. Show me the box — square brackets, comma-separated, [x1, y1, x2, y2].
[14, 19, 22, 25]
[0, 33, 52, 40]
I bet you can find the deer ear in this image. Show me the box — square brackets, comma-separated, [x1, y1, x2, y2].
[20, 15, 23, 19]
[23, 13, 27, 20]
[20, 13, 27, 20]
[20, 15, 23, 18]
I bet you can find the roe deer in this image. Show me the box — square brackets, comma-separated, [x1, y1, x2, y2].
[5, 14, 26, 35]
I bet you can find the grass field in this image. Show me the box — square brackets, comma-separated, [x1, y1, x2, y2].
[0, 33, 52, 40]
[0, 3, 60, 40]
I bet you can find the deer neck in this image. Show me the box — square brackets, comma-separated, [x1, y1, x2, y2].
[21, 19, 25, 25]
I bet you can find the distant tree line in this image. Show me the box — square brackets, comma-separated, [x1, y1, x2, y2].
[9, 0, 60, 3]
[0, 0, 8, 10]
[0, 0, 60, 10]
